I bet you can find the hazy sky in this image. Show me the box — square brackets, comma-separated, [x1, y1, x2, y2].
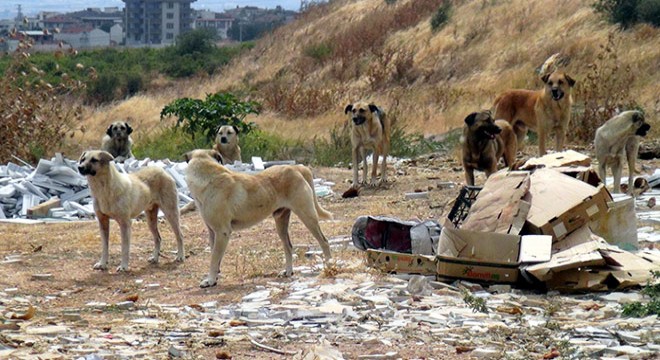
[1, 0, 302, 19]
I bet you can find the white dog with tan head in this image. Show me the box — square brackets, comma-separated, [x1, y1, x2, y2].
[78, 150, 185, 272]
[184, 149, 333, 288]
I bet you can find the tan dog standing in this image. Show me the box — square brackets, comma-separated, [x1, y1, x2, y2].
[493, 71, 576, 155]
[78, 150, 185, 272]
[184, 149, 333, 288]
[462, 111, 517, 186]
[595, 110, 651, 194]
[213, 125, 241, 163]
[101, 121, 134, 162]
[345, 102, 391, 188]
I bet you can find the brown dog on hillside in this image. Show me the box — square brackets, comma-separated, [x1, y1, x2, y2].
[345, 102, 391, 188]
[184, 149, 333, 288]
[462, 110, 517, 186]
[493, 71, 576, 155]
[213, 125, 241, 163]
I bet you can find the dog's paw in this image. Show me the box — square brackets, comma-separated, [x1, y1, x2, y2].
[277, 269, 293, 278]
[147, 256, 159, 264]
[199, 278, 217, 288]
[93, 262, 108, 271]
[174, 254, 185, 262]
[116, 265, 129, 272]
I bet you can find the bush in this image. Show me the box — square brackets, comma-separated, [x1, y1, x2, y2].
[638, 0, 660, 26]
[0, 39, 84, 163]
[133, 127, 211, 160]
[160, 92, 261, 141]
[303, 43, 333, 63]
[87, 72, 120, 104]
[593, 0, 660, 28]
[621, 270, 660, 317]
[431, 2, 452, 32]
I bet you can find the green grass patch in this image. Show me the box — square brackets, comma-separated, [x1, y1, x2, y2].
[621, 270, 660, 317]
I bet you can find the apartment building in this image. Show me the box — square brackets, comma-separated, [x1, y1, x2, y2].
[122, 0, 196, 45]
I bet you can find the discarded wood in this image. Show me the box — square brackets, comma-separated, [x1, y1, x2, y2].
[249, 337, 297, 355]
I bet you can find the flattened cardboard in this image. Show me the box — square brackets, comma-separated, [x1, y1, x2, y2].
[461, 171, 531, 234]
[525, 169, 612, 241]
[520, 150, 591, 170]
[365, 249, 437, 275]
[552, 166, 601, 187]
[436, 227, 551, 283]
[590, 194, 638, 248]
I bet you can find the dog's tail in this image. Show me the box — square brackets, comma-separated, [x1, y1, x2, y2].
[299, 165, 333, 220]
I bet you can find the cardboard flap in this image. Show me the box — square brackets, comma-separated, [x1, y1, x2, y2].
[521, 150, 591, 170]
[438, 227, 521, 265]
[519, 235, 552, 263]
[461, 171, 531, 234]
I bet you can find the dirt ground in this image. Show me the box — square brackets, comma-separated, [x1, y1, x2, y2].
[1, 144, 658, 359]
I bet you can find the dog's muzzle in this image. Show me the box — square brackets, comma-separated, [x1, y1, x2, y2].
[78, 166, 95, 176]
[636, 123, 651, 137]
[220, 137, 228, 144]
[481, 124, 502, 140]
[551, 88, 564, 101]
[352, 116, 366, 126]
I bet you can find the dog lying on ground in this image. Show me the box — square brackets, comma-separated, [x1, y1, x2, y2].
[594, 110, 651, 194]
[101, 121, 134, 162]
[78, 150, 185, 272]
[462, 110, 517, 186]
[214, 125, 241, 164]
[493, 71, 576, 155]
[184, 149, 332, 288]
[345, 102, 391, 188]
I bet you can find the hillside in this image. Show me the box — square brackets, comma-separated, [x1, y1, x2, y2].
[78, 0, 659, 150]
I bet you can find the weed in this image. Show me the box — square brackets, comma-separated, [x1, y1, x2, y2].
[133, 127, 211, 161]
[240, 129, 306, 162]
[431, 2, 453, 32]
[310, 124, 352, 167]
[303, 43, 333, 63]
[621, 270, 660, 317]
[462, 289, 489, 313]
[593, 0, 660, 28]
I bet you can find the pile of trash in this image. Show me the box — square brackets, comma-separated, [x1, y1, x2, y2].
[362, 150, 660, 292]
[0, 155, 334, 222]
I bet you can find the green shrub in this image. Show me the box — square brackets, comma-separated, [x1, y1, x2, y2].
[621, 270, 660, 317]
[638, 0, 660, 26]
[240, 129, 306, 162]
[160, 92, 261, 141]
[310, 124, 352, 167]
[303, 43, 333, 62]
[133, 127, 211, 160]
[431, 2, 452, 32]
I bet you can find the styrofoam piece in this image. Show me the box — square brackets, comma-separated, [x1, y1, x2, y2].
[252, 157, 265, 171]
[60, 188, 91, 203]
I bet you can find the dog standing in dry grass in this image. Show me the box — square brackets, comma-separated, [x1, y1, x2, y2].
[462, 110, 517, 186]
[493, 71, 576, 155]
[184, 149, 332, 288]
[345, 102, 391, 188]
[78, 150, 185, 272]
[214, 125, 242, 163]
[101, 121, 135, 163]
[595, 110, 651, 194]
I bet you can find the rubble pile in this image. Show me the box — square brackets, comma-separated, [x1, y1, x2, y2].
[1, 269, 659, 359]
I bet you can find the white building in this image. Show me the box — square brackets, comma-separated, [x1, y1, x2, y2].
[55, 27, 110, 49]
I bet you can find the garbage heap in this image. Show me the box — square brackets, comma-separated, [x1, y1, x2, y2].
[361, 150, 660, 292]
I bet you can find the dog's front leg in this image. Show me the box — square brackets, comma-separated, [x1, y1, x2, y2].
[117, 219, 132, 272]
[538, 121, 547, 155]
[464, 167, 475, 186]
[625, 138, 640, 196]
[93, 213, 111, 270]
[370, 150, 379, 186]
[200, 227, 230, 288]
[380, 148, 388, 184]
[361, 147, 368, 185]
[351, 146, 360, 188]
[611, 157, 623, 193]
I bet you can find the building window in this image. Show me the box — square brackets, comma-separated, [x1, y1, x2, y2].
[166, 33, 174, 39]
[167, 2, 174, 9]
[166, 23, 174, 29]
[166, 13, 174, 19]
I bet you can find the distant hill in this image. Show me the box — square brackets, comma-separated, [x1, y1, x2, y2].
[81, 0, 659, 147]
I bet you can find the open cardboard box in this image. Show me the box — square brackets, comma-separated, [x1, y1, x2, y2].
[524, 169, 612, 241]
[365, 249, 438, 275]
[436, 227, 552, 283]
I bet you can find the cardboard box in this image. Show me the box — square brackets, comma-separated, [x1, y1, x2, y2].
[365, 249, 437, 275]
[590, 194, 638, 248]
[520, 150, 591, 170]
[436, 227, 551, 283]
[525, 169, 612, 241]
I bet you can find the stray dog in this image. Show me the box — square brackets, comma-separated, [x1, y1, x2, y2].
[594, 110, 651, 194]
[184, 149, 332, 288]
[214, 125, 241, 163]
[345, 102, 391, 188]
[101, 121, 134, 162]
[493, 71, 576, 155]
[462, 111, 517, 186]
[78, 150, 185, 272]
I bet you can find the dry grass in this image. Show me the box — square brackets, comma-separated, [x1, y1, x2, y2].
[63, 0, 658, 152]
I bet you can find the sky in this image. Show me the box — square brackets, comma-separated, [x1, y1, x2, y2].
[0, 0, 302, 19]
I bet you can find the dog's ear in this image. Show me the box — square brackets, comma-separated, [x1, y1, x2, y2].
[368, 104, 380, 113]
[212, 150, 225, 164]
[232, 125, 239, 134]
[106, 124, 113, 136]
[565, 74, 576, 87]
[631, 111, 644, 123]
[344, 104, 353, 114]
[183, 151, 192, 163]
[125, 122, 133, 134]
[99, 151, 114, 163]
[78, 151, 87, 163]
[464, 112, 478, 126]
[541, 73, 550, 84]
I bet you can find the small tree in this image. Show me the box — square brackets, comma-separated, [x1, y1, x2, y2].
[160, 92, 261, 141]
